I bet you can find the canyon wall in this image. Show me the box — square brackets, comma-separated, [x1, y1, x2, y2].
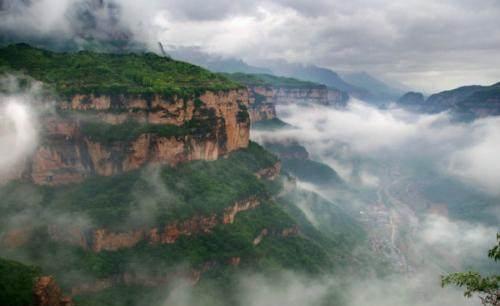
[246, 85, 348, 122]
[24, 197, 262, 252]
[15, 89, 250, 185]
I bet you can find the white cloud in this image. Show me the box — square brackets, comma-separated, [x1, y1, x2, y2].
[0, 95, 38, 178]
[253, 101, 500, 196]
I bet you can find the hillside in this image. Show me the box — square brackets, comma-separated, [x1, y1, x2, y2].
[0, 45, 371, 306]
[0, 43, 241, 96]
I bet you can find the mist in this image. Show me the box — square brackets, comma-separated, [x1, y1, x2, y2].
[248, 99, 499, 306]
[252, 100, 500, 197]
[0, 78, 42, 180]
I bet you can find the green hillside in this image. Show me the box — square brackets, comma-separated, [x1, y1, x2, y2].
[0, 44, 241, 97]
[0, 142, 368, 306]
[225, 72, 325, 89]
[0, 258, 41, 306]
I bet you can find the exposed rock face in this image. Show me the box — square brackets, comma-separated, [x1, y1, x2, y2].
[247, 101, 276, 122]
[222, 197, 260, 224]
[16, 90, 250, 185]
[245, 85, 349, 122]
[246, 85, 341, 122]
[255, 161, 281, 180]
[252, 226, 299, 246]
[34, 197, 262, 252]
[251, 86, 329, 105]
[328, 89, 350, 108]
[33, 276, 73, 306]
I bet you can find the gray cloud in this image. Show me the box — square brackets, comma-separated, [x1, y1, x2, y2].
[1, 0, 500, 91]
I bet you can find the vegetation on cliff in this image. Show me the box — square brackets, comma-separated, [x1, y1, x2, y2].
[0, 44, 242, 97]
[0, 258, 41, 306]
[0, 139, 370, 306]
[225, 72, 325, 89]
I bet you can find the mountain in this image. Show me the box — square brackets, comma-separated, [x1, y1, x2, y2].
[397, 92, 425, 105]
[260, 60, 369, 97]
[0, 44, 371, 306]
[165, 46, 273, 75]
[340, 71, 406, 102]
[397, 82, 500, 118]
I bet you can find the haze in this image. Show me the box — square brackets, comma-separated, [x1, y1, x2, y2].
[2, 0, 500, 92]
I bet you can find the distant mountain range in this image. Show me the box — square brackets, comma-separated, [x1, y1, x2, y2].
[340, 71, 406, 102]
[165, 46, 273, 75]
[398, 82, 500, 119]
[165, 46, 408, 104]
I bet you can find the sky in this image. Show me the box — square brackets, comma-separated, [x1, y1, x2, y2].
[1, 0, 500, 92]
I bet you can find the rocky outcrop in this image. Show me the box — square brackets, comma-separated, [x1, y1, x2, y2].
[15, 89, 250, 185]
[252, 226, 299, 246]
[222, 197, 260, 224]
[255, 161, 281, 180]
[245, 85, 349, 123]
[34, 197, 262, 252]
[246, 85, 333, 122]
[247, 101, 276, 122]
[33, 276, 73, 306]
[328, 89, 350, 108]
[250, 86, 329, 105]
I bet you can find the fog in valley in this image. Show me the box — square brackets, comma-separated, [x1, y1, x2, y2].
[248, 100, 499, 305]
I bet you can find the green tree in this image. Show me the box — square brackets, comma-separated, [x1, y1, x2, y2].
[442, 233, 500, 306]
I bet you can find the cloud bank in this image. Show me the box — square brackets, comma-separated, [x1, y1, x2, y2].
[2, 0, 500, 91]
[253, 100, 500, 196]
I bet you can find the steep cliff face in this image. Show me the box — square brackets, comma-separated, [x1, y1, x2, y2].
[33, 276, 73, 306]
[1, 197, 264, 253]
[224, 73, 347, 122]
[91, 197, 259, 252]
[246, 86, 328, 122]
[254, 161, 281, 180]
[22, 90, 250, 185]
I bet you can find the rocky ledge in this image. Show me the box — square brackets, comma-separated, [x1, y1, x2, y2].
[12, 89, 251, 185]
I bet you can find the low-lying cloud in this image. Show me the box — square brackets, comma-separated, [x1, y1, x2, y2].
[253, 100, 500, 196]
[0, 93, 38, 179]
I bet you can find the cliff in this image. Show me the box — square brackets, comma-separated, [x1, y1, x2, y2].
[34, 276, 73, 306]
[77, 196, 262, 252]
[25, 90, 250, 185]
[225, 73, 348, 123]
[0, 46, 252, 185]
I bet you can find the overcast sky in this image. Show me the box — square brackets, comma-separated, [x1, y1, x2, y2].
[1, 0, 500, 92]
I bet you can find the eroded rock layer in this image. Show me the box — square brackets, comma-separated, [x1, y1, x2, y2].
[15, 90, 250, 185]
